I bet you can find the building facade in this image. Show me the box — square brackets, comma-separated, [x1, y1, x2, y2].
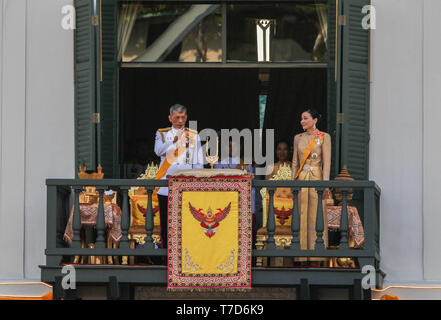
[0, 0, 440, 299]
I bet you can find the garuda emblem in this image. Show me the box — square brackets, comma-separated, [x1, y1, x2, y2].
[137, 204, 160, 217]
[189, 202, 231, 238]
[274, 206, 293, 225]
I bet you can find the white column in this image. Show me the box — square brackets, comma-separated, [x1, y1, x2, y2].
[0, 0, 27, 279]
[370, 0, 424, 283]
[423, 0, 441, 280]
[24, 0, 74, 279]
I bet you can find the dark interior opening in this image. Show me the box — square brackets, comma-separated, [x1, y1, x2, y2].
[119, 67, 327, 178]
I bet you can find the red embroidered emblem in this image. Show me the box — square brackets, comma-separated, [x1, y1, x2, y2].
[137, 203, 160, 217]
[274, 206, 293, 225]
[189, 202, 232, 238]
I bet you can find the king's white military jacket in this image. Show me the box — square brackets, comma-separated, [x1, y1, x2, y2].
[154, 126, 204, 196]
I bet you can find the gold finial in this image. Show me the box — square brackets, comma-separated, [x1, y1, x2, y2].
[334, 165, 354, 206]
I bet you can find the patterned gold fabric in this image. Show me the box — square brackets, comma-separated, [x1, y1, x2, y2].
[64, 203, 122, 244]
[129, 194, 160, 227]
[264, 161, 294, 227]
[327, 205, 365, 248]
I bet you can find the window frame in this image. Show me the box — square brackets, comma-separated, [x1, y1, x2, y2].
[74, 0, 371, 181]
[118, 1, 329, 69]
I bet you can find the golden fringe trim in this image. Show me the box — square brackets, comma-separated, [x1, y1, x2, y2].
[167, 287, 252, 293]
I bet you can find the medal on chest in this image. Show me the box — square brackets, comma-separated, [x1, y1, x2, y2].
[315, 137, 321, 145]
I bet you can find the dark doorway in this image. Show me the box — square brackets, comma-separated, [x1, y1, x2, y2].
[119, 67, 327, 178]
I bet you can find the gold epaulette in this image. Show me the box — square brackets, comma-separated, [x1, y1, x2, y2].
[186, 128, 198, 135]
[158, 127, 171, 143]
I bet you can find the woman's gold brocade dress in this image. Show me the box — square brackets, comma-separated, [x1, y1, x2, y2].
[292, 132, 331, 261]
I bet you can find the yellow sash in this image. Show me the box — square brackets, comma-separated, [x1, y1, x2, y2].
[294, 132, 324, 180]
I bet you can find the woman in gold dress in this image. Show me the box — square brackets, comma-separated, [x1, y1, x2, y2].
[292, 109, 331, 265]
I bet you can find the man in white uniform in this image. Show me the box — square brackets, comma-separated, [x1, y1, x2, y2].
[154, 104, 204, 249]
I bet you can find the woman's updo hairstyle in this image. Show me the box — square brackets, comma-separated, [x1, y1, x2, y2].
[303, 108, 322, 123]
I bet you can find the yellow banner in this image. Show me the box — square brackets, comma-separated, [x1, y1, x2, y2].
[168, 176, 252, 290]
[181, 191, 239, 274]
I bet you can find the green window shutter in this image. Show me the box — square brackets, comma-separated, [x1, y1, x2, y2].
[327, 0, 342, 179]
[74, 0, 96, 171]
[97, 0, 118, 178]
[340, 0, 370, 180]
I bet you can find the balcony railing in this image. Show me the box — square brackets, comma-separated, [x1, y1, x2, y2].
[41, 178, 381, 300]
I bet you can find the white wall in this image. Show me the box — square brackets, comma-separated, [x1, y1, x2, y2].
[423, 0, 441, 281]
[371, 0, 441, 285]
[0, 0, 26, 279]
[0, 0, 439, 285]
[0, 0, 74, 280]
[24, 0, 75, 279]
[370, 0, 424, 283]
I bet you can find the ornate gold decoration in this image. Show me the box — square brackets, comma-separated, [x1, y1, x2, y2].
[128, 233, 161, 245]
[334, 165, 354, 205]
[256, 233, 293, 267]
[325, 191, 335, 206]
[205, 137, 219, 169]
[216, 248, 236, 272]
[271, 163, 293, 180]
[78, 165, 104, 204]
[77, 165, 116, 203]
[256, 234, 293, 248]
[182, 248, 203, 272]
[88, 243, 96, 265]
[336, 257, 356, 268]
[140, 162, 159, 179]
[78, 164, 104, 180]
[129, 162, 159, 196]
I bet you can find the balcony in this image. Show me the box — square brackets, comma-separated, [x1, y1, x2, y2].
[40, 178, 382, 300]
